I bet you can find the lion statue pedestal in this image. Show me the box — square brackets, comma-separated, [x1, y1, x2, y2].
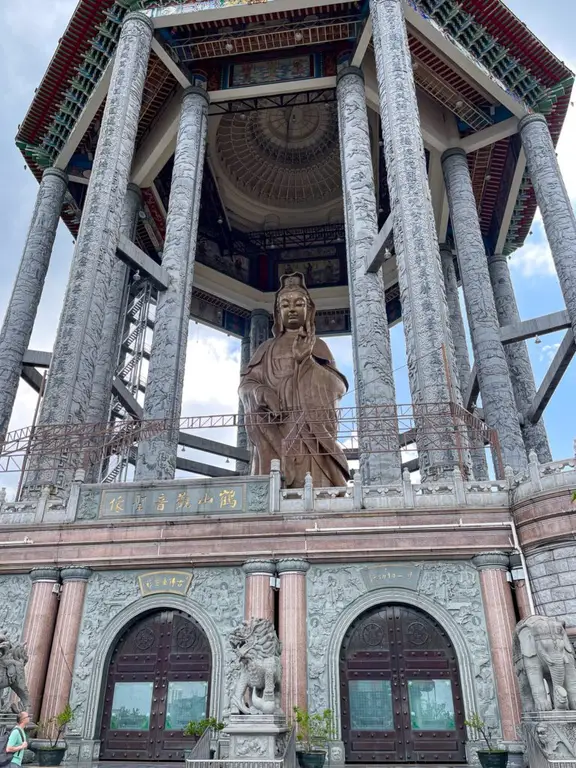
[513, 616, 576, 767]
[225, 619, 288, 761]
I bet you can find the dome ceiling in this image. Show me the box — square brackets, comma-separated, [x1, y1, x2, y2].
[213, 101, 343, 227]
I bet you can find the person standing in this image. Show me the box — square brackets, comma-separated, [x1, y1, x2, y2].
[6, 712, 29, 766]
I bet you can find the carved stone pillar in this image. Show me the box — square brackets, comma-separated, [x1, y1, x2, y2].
[21, 567, 60, 719]
[0, 168, 67, 443]
[242, 560, 275, 623]
[28, 13, 153, 488]
[488, 253, 552, 463]
[86, 183, 142, 429]
[369, 0, 463, 480]
[250, 310, 271, 358]
[136, 87, 209, 481]
[519, 113, 576, 340]
[336, 66, 400, 485]
[473, 552, 521, 742]
[41, 567, 91, 724]
[440, 246, 488, 480]
[442, 148, 527, 476]
[277, 559, 309, 716]
[236, 336, 251, 474]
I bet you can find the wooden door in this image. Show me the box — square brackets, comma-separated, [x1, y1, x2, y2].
[340, 604, 467, 763]
[100, 610, 212, 761]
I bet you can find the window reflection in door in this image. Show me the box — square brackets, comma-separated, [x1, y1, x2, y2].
[165, 681, 208, 730]
[349, 679, 394, 731]
[408, 680, 456, 731]
[110, 682, 154, 730]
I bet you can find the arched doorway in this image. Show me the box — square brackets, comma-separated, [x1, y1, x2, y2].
[100, 609, 212, 761]
[339, 603, 467, 763]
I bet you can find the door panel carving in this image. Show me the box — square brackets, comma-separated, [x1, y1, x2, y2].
[100, 610, 212, 761]
[340, 604, 466, 763]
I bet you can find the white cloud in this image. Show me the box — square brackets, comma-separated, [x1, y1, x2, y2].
[509, 237, 557, 278]
[540, 342, 561, 365]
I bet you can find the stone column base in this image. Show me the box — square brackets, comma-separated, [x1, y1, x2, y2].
[225, 714, 288, 760]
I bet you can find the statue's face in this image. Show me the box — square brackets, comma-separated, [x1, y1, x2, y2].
[279, 290, 307, 330]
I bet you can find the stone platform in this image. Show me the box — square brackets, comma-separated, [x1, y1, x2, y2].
[225, 714, 288, 760]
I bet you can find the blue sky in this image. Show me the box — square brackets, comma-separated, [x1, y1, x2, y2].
[0, 0, 575, 491]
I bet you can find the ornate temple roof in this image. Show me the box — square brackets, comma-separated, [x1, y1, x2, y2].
[14, 0, 574, 254]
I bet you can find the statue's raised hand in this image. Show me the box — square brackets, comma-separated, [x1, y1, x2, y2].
[292, 332, 314, 364]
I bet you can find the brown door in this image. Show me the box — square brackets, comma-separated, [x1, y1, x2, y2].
[340, 604, 467, 763]
[100, 610, 212, 761]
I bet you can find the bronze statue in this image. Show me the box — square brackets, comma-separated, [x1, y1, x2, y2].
[239, 273, 349, 488]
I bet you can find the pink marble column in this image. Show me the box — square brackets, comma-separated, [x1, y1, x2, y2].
[277, 558, 309, 719]
[473, 552, 521, 742]
[41, 567, 91, 725]
[243, 560, 275, 622]
[21, 567, 61, 720]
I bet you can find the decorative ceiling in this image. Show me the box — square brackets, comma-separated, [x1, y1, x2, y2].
[216, 102, 341, 207]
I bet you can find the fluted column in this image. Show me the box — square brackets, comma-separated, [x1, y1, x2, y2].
[519, 113, 576, 340]
[136, 87, 209, 481]
[86, 184, 142, 428]
[472, 553, 521, 742]
[21, 567, 61, 719]
[250, 310, 271, 358]
[242, 560, 275, 623]
[336, 66, 400, 485]
[370, 0, 463, 480]
[442, 148, 527, 476]
[28, 13, 153, 486]
[440, 246, 488, 480]
[488, 253, 552, 463]
[0, 168, 67, 443]
[277, 559, 309, 716]
[41, 567, 91, 724]
[236, 336, 251, 474]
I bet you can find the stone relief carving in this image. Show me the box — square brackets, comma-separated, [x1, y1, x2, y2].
[0, 632, 30, 712]
[235, 737, 267, 757]
[76, 488, 100, 521]
[247, 482, 269, 513]
[513, 615, 576, 711]
[69, 567, 244, 736]
[307, 562, 498, 730]
[0, 577, 30, 644]
[229, 619, 282, 715]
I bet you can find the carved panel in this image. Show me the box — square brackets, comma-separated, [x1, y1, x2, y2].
[307, 562, 499, 736]
[0, 576, 31, 642]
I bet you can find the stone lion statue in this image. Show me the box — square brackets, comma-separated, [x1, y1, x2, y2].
[229, 618, 282, 715]
[0, 632, 30, 713]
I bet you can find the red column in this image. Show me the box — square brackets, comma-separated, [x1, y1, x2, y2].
[473, 552, 521, 742]
[243, 560, 275, 622]
[40, 567, 91, 725]
[277, 558, 309, 718]
[21, 567, 60, 719]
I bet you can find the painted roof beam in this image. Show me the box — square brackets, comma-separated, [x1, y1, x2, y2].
[54, 61, 112, 172]
[148, 0, 347, 29]
[404, 3, 530, 120]
[525, 330, 576, 424]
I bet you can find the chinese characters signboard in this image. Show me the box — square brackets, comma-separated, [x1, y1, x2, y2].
[138, 570, 193, 596]
[361, 565, 422, 591]
[100, 484, 245, 519]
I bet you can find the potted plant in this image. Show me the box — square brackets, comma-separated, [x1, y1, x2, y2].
[183, 717, 225, 759]
[464, 713, 508, 768]
[293, 706, 335, 768]
[32, 704, 74, 767]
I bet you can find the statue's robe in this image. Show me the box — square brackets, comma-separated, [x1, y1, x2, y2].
[239, 333, 350, 488]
